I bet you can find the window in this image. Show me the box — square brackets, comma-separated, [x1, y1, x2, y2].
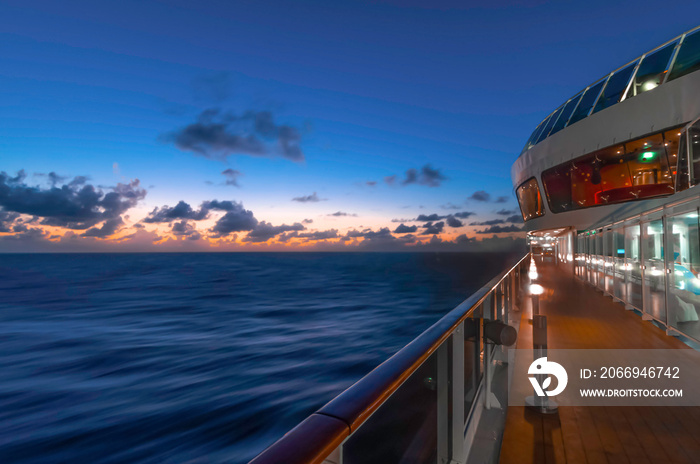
[542, 128, 679, 213]
[627, 42, 677, 98]
[549, 93, 582, 136]
[522, 118, 549, 152]
[592, 61, 638, 114]
[567, 78, 608, 126]
[516, 177, 544, 221]
[534, 105, 564, 144]
[669, 29, 700, 81]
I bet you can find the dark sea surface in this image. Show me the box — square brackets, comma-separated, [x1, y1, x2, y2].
[0, 252, 520, 463]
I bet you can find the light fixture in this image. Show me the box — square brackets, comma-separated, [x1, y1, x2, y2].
[529, 284, 545, 295]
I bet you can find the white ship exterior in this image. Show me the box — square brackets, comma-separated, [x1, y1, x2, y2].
[513, 25, 700, 342]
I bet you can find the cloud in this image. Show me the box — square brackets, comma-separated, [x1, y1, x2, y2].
[496, 209, 516, 216]
[292, 192, 326, 203]
[421, 221, 444, 235]
[476, 224, 523, 234]
[0, 210, 19, 233]
[243, 221, 305, 242]
[440, 202, 461, 210]
[328, 211, 357, 217]
[415, 211, 473, 222]
[163, 108, 304, 162]
[280, 229, 340, 242]
[416, 213, 444, 222]
[222, 168, 242, 187]
[0, 170, 145, 230]
[81, 217, 124, 238]
[144, 200, 209, 223]
[495, 196, 509, 203]
[384, 175, 397, 186]
[391, 218, 412, 223]
[171, 220, 201, 240]
[209, 201, 258, 237]
[394, 224, 417, 233]
[366, 181, 377, 187]
[385, 164, 447, 187]
[446, 216, 463, 228]
[469, 190, 490, 202]
[470, 219, 505, 226]
[506, 214, 524, 224]
[302, 218, 313, 224]
[453, 211, 475, 218]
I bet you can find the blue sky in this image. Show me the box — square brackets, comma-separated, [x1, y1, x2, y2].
[1, 0, 699, 251]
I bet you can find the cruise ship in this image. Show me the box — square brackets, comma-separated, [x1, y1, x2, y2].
[250, 25, 700, 464]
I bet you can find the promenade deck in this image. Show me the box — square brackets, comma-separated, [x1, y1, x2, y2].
[499, 257, 700, 464]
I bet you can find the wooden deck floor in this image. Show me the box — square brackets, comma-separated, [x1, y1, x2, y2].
[499, 257, 700, 464]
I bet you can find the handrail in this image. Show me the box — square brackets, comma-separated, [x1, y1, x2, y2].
[250, 252, 529, 464]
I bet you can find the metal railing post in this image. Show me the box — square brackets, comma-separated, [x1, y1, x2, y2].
[451, 324, 466, 463]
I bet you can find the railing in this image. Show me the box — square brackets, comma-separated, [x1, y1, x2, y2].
[249, 253, 530, 464]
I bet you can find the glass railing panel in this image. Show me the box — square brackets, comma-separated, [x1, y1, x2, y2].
[463, 317, 481, 421]
[534, 105, 564, 144]
[625, 224, 643, 310]
[667, 210, 700, 340]
[668, 29, 700, 82]
[613, 227, 626, 300]
[642, 219, 665, 320]
[342, 338, 442, 464]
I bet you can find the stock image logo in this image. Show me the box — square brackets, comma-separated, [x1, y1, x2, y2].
[528, 357, 568, 397]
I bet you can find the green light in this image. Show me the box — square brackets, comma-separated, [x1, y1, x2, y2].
[641, 151, 656, 162]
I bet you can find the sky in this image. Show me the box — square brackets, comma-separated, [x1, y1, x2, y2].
[1, 0, 700, 252]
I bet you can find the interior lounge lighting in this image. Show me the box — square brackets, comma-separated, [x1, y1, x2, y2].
[529, 270, 538, 280]
[529, 284, 545, 295]
[640, 151, 655, 162]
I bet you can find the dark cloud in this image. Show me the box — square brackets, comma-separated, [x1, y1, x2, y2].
[328, 211, 357, 217]
[243, 221, 305, 242]
[440, 202, 461, 210]
[455, 234, 476, 244]
[0, 210, 19, 233]
[415, 211, 473, 222]
[453, 211, 475, 219]
[366, 181, 377, 187]
[391, 218, 412, 223]
[0, 171, 145, 230]
[495, 196, 509, 203]
[470, 219, 505, 226]
[222, 169, 242, 187]
[421, 221, 445, 235]
[209, 202, 258, 237]
[283, 229, 340, 241]
[144, 200, 208, 223]
[506, 214, 524, 224]
[171, 220, 201, 240]
[163, 108, 304, 162]
[446, 216, 463, 228]
[292, 192, 326, 203]
[416, 213, 444, 222]
[469, 190, 490, 202]
[191, 72, 232, 103]
[394, 224, 417, 234]
[384, 175, 397, 186]
[302, 218, 313, 224]
[82, 217, 124, 238]
[496, 209, 516, 216]
[476, 224, 523, 234]
[384, 165, 447, 187]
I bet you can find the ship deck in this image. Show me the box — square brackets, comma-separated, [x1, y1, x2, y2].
[499, 256, 700, 464]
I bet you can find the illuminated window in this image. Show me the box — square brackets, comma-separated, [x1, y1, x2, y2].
[516, 177, 544, 221]
[542, 128, 679, 213]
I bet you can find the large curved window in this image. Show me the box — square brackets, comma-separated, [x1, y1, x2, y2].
[516, 177, 544, 221]
[542, 128, 680, 213]
[567, 78, 608, 126]
[627, 42, 677, 98]
[549, 93, 582, 137]
[669, 29, 700, 82]
[592, 61, 638, 114]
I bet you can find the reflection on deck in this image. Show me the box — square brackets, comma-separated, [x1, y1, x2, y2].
[500, 256, 700, 464]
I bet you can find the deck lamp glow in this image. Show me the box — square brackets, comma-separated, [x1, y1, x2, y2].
[529, 283, 545, 295]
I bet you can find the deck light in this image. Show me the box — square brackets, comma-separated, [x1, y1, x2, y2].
[529, 283, 544, 295]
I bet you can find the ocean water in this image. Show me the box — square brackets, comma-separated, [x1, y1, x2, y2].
[0, 252, 519, 463]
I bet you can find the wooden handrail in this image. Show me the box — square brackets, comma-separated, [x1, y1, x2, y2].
[250, 253, 529, 464]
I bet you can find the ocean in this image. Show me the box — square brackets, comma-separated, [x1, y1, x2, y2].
[0, 252, 519, 463]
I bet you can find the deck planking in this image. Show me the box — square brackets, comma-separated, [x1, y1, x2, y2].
[499, 257, 700, 464]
